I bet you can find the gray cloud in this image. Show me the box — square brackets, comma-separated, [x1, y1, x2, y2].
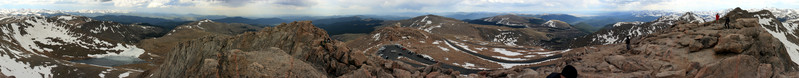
[213, 0, 254, 7]
[272, 0, 317, 7]
[602, 0, 669, 7]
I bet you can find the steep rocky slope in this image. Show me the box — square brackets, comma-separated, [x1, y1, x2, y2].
[136, 19, 261, 64]
[0, 15, 162, 77]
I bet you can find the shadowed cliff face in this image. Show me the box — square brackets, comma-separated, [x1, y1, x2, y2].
[150, 21, 368, 77]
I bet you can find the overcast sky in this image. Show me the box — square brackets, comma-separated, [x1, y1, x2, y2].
[2, 0, 798, 17]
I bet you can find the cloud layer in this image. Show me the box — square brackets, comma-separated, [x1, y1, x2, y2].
[2, 0, 798, 16]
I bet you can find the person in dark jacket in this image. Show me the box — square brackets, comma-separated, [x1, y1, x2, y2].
[626, 36, 631, 50]
[724, 17, 731, 28]
[547, 65, 578, 78]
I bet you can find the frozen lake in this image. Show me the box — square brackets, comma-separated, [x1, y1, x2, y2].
[71, 56, 148, 67]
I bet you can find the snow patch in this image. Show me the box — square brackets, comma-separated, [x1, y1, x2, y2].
[423, 24, 442, 33]
[496, 58, 558, 68]
[492, 32, 518, 46]
[372, 33, 381, 41]
[612, 22, 643, 27]
[491, 48, 523, 56]
[438, 46, 450, 51]
[420, 54, 435, 61]
[523, 55, 536, 58]
[118, 71, 132, 78]
[492, 56, 528, 61]
[757, 14, 799, 65]
[57, 16, 75, 20]
[543, 20, 558, 28]
[99, 69, 112, 77]
[0, 46, 56, 78]
[445, 40, 477, 53]
[595, 31, 619, 45]
[475, 47, 487, 51]
[86, 45, 146, 58]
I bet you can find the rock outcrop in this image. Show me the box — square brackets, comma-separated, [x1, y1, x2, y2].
[155, 47, 326, 78]
[137, 19, 261, 64]
[150, 21, 368, 77]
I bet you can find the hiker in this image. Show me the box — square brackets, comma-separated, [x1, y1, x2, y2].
[626, 36, 631, 50]
[547, 65, 579, 78]
[715, 13, 719, 21]
[725, 17, 731, 28]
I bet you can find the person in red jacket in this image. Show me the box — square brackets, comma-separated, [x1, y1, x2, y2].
[716, 13, 719, 21]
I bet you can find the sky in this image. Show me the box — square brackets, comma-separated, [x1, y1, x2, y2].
[2, 0, 798, 17]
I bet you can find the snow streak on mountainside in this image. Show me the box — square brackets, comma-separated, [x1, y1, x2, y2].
[573, 12, 704, 46]
[756, 12, 799, 65]
[0, 15, 158, 77]
[1, 15, 150, 58]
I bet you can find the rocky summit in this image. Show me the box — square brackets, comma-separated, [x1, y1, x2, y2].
[149, 21, 365, 77]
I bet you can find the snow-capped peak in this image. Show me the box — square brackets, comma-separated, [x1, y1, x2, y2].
[200, 19, 213, 22]
[679, 12, 705, 23]
[543, 20, 558, 28]
[57, 16, 77, 21]
[0, 9, 129, 16]
[613, 22, 643, 27]
[198, 19, 214, 25]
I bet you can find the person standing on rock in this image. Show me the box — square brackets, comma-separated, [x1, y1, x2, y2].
[626, 36, 631, 50]
[725, 17, 731, 28]
[716, 13, 720, 21]
[547, 65, 578, 78]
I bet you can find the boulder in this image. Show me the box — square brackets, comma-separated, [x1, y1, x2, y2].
[604, 55, 647, 72]
[655, 69, 686, 78]
[736, 18, 759, 27]
[694, 55, 760, 78]
[713, 34, 752, 53]
[515, 69, 540, 78]
[393, 68, 413, 78]
[425, 72, 441, 78]
[688, 40, 704, 52]
[690, 35, 718, 52]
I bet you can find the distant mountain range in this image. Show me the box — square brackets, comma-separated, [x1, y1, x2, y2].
[211, 17, 288, 26]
